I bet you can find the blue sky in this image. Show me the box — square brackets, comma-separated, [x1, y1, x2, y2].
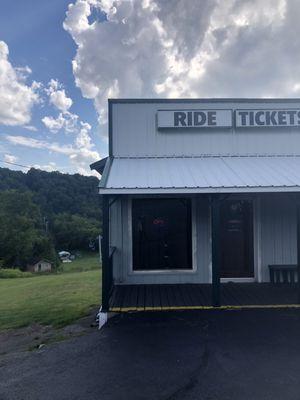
[0, 0, 104, 174]
[1, 0, 300, 175]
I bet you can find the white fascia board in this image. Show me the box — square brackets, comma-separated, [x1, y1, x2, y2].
[99, 186, 300, 195]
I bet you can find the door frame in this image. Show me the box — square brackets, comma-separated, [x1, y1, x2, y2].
[219, 196, 260, 283]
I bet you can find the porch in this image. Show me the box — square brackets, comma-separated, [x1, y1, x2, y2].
[109, 283, 300, 312]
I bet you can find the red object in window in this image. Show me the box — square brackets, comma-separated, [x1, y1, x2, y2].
[153, 218, 165, 226]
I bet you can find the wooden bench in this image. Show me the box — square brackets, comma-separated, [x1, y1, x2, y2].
[268, 264, 298, 284]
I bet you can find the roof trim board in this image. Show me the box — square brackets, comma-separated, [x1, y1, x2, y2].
[108, 98, 300, 104]
[90, 157, 108, 174]
[99, 186, 300, 195]
[98, 157, 112, 188]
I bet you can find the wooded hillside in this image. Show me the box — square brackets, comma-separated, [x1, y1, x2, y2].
[0, 168, 101, 269]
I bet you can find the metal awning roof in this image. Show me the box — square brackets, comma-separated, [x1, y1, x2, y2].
[99, 156, 300, 194]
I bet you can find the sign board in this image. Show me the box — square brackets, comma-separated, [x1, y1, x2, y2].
[236, 109, 300, 127]
[157, 110, 232, 128]
[157, 108, 300, 129]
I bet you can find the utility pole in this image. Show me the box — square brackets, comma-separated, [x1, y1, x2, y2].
[43, 217, 49, 234]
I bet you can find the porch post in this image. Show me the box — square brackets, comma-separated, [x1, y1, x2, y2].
[101, 194, 110, 312]
[297, 203, 300, 304]
[211, 195, 221, 307]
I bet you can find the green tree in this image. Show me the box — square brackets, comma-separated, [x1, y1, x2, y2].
[52, 213, 101, 251]
[0, 190, 58, 269]
[0, 167, 102, 257]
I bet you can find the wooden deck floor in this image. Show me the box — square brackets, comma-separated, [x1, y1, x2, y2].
[109, 283, 299, 312]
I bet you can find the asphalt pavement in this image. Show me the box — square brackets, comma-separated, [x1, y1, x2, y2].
[1, 309, 300, 400]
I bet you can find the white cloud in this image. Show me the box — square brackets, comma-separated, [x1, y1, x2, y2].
[6, 133, 100, 175]
[41, 89, 98, 173]
[32, 162, 57, 172]
[24, 125, 38, 132]
[50, 90, 73, 112]
[42, 111, 78, 133]
[15, 66, 32, 81]
[42, 80, 77, 133]
[42, 115, 64, 132]
[4, 154, 18, 163]
[63, 0, 300, 135]
[69, 120, 100, 174]
[46, 79, 73, 112]
[63, 0, 172, 125]
[6, 135, 75, 155]
[75, 121, 92, 148]
[0, 41, 39, 126]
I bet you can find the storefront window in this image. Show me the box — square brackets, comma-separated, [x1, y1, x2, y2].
[132, 198, 192, 271]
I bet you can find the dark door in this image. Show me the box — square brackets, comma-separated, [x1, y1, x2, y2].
[220, 200, 254, 278]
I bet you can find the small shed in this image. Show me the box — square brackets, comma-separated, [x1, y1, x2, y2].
[27, 259, 53, 273]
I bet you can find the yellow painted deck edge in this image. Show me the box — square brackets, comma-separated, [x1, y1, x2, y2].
[109, 304, 300, 313]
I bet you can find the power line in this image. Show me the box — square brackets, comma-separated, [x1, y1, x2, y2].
[0, 159, 71, 172]
[0, 159, 31, 169]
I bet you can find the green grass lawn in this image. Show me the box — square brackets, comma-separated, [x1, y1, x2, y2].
[0, 269, 101, 330]
[59, 252, 101, 273]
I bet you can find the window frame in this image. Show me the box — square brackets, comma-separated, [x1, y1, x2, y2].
[128, 196, 197, 274]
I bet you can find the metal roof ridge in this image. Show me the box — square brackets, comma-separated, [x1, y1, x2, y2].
[113, 154, 300, 159]
[108, 98, 300, 104]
